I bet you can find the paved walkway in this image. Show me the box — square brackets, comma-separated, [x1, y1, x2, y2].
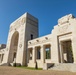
[0, 66, 76, 75]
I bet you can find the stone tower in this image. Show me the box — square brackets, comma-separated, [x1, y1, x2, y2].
[2, 12, 38, 66]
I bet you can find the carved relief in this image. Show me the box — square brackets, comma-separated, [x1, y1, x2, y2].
[21, 17, 26, 25]
[19, 44, 22, 48]
[58, 18, 69, 25]
[58, 14, 74, 25]
[28, 38, 51, 46]
[59, 25, 68, 34]
[14, 17, 26, 26]
[10, 17, 26, 32]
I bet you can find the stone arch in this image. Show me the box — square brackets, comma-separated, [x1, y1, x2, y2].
[11, 31, 19, 46]
[9, 31, 19, 63]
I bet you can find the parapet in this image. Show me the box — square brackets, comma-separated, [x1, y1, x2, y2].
[58, 14, 75, 25]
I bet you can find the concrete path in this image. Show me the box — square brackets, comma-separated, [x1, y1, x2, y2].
[0, 66, 76, 75]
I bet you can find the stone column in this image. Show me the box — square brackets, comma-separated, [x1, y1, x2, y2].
[27, 48, 30, 63]
[0, 54, 1, 63]
[41, 45, 45, 63]
[48, 45, 51, 59]
[72, 39, 76, 63]
[59, 42, 64, 63]
[1, 54, 3, 63]
[32, 47, 36, 63]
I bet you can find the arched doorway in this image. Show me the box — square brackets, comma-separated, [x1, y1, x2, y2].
[9, 31, 19, 63]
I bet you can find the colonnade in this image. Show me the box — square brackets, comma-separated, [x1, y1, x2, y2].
[28, 44, 51, 66]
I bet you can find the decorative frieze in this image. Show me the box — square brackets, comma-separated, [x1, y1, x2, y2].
[59, 25, 68, 34]
[28, 38, 51, 46]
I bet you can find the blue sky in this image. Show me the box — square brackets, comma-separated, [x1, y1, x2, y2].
[0, 0, 76, 44]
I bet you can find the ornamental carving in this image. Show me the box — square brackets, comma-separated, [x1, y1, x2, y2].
[21, 17, 26, 25]
[28, 38, 51, 46]
[10, 17, 26, 32]
[58, 14, 74, 25]
[59, 25, 68, 33]
[13, 17, 26, 26]
[19, 44, 22, 48]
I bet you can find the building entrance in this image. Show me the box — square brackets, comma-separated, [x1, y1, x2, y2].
[61, 40, 74, 63]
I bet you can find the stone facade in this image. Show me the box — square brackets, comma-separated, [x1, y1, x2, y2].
[0, 13, 76, 69]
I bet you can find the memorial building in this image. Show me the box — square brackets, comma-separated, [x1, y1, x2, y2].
[0, 13, 76, 70]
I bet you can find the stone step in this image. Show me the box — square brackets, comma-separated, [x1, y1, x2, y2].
[0, 63, 9, 66]
[49, 63, 76, 72]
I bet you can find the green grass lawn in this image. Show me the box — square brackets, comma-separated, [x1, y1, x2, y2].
[16, 66, 42, 70]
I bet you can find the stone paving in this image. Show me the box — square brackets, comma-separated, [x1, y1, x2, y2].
[0, 66, 76, 75]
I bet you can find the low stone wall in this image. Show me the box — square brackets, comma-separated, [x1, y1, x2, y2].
[49, 63, 76, 72]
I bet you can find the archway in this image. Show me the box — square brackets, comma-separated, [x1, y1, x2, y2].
[9, 31, 19, 63]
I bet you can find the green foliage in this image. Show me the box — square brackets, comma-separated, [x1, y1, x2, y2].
[46, 50, 50, 59]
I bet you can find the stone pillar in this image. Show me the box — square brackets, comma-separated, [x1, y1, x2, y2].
[59, 42, 64, 63]
[50, 45, 51, 59]
[0, 54, 1, 63]
[32, 47, 36, 63]
[41, 45, 45, 63]
[1, 54, 3, 63]
[72, 39, 76, 63]
[27, 49, 30, 63]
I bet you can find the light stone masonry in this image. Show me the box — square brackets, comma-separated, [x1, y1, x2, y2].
[0, 13, 76, 72]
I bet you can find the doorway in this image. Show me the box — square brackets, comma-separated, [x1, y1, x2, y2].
[61, 40, 74, 63]
[9, 31, 19, 63]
